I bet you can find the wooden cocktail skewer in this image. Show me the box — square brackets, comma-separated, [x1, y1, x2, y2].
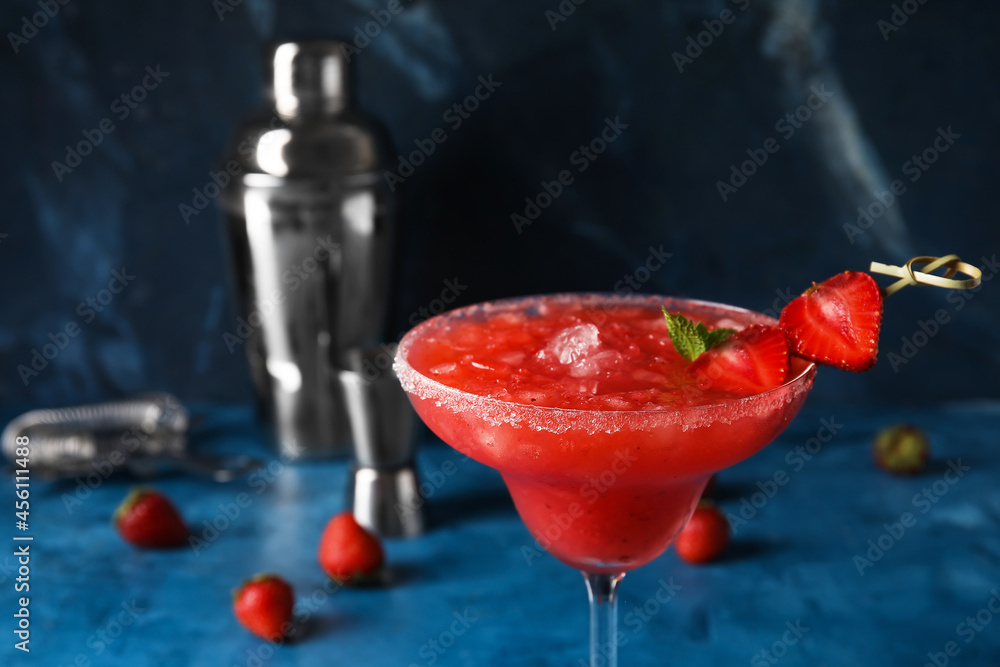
[869, 254, 982, 297]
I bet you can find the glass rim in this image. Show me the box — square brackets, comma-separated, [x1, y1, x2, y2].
[393, 291, 817, 418]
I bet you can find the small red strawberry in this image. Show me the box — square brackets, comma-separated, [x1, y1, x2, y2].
[779, 271, 883, 372]
[113, 487, 188, 548]
[233, 574, 295, 642]
[873, 423, 930, 476]
[317, 512, 385, 585]
[688, 325, 789, 393]
[675, 501, 730, 564]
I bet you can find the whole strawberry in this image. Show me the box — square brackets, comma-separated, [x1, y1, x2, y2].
[873, 423, 930, 476]
[675, 501, 730, 564]
[233, 574, 295, 642]
[114, 487, 188, 548]
[318, 512, 384, 585]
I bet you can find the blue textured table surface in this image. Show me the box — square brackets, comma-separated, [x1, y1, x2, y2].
[3, 402, 1000, 667]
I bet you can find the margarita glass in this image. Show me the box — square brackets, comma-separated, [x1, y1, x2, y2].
[394, 293, 816, 666]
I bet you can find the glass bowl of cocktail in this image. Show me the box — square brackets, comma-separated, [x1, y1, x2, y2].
[393, 256, 981, 666]
[394, 293, 816, 666]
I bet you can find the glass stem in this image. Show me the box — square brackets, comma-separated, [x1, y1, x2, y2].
[583, 571, 625, 667]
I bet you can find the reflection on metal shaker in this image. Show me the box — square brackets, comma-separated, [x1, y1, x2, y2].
[220, 40, 395, 459]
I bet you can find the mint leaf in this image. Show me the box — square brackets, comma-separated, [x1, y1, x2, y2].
[662, 309, 706, 361]
[661, 308, 735, 362]
[702, 326, 736, 349]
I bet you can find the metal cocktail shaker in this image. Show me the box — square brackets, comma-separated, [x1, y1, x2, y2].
[220, 40, 395, 460]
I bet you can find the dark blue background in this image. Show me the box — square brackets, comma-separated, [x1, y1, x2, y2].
[2, 0, 997, 409]
[2, 5, 1000, 667]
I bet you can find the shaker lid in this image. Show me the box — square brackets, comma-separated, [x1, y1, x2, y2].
[265, 40, 352, 118]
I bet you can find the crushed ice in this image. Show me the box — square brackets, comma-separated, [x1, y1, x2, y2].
[539, 323, 601, 364]
[536, 323, 622, 377]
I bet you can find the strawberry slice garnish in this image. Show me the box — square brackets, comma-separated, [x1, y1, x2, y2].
[779, 271, 883, 372]
[688, 324, 789, 394]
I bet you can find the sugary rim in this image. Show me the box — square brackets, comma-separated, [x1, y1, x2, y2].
[393, 293, 816, 427]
